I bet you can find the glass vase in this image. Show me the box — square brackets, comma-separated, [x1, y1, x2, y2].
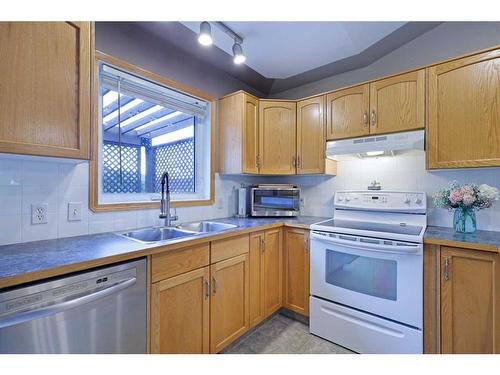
[453, 207, 477, 233]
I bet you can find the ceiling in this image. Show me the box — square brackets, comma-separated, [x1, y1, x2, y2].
[135, 21, 442, 95]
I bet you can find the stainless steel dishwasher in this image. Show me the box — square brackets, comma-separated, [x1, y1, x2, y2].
[0, 258, 147, 354]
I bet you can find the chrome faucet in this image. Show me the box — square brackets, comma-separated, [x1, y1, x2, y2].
[159, 172, 178, 227]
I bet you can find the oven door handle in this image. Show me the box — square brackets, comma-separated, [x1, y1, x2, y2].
[310, 232, 420, 254]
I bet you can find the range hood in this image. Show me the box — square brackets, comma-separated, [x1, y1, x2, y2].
[326, 130, 424, 158]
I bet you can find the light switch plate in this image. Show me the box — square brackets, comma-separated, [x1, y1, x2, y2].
[31, 203, 48, 224]
[68, 202, 82, 221]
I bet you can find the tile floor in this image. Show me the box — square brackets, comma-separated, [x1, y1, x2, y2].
[222, 313, 355, 354]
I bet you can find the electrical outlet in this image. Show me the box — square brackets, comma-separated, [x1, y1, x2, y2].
[217, 197, 224, 209]
[68, 202, 82, 221]
[31, 203, 48, 225]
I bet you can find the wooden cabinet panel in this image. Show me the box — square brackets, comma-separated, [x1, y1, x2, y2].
[243, 95, 259, 173]
[369, 69, 425, 135]
[283, 228, 310, 316]
[259, 100, 296, 174]
[297, 96, 326, 174]
[151, 243, 209, 283]
[210, 254, 250, 353]
[263, 228, 283, 316]
[0, 22, 90, 159]
[151, 267, 210, 354]
[427, 49, 500, 169]
[249, 232, 265, 327]
[326, 84, 370, 140]
[211, 234, 249, 263]
[440, 247, 500, 353]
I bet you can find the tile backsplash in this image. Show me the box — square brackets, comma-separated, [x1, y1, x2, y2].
[0, 156, 253, 246]
[1, 151, 500, 246]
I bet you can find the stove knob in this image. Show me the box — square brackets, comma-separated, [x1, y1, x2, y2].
[404, 197, 411, 204]
[337, 195, 343, 202]
[414, 198, 422, 205]
[345, 197, 351, 202]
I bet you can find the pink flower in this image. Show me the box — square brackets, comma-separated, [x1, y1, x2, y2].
[463, 193, 475, 206]
[449, 189, 463, 204]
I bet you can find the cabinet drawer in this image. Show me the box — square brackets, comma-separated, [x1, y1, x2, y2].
[151, 243, 210, 283]
[211, 235, 250, 263]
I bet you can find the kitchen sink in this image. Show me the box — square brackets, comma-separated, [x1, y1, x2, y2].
[175, 221, 238, 233]
[120, 227, 196, 244]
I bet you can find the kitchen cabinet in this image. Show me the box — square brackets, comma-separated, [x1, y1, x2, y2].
[210, 253, 250, 353]
[326, 84, 370, 140]
[427, 49, 500, 169]
[283, 228, 310, 317]
[263, 228, 283, 315]
[296, 96, 327, 174]
[218, 91, 259, 174]
[0, 22, 91, 159]
[150, 267, 210, 354]
[440, 247, 500, 354]
[249, 231, 266, 327]
[259, 100, 297, 175]
[369, 69, 425, 135]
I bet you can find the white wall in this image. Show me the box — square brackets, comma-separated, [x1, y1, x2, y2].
[0, 156, 264, 246]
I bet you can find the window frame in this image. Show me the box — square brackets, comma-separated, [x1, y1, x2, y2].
[90, 51, 215, 212]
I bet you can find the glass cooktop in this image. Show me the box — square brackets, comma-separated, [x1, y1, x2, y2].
[314, 219, 423, 236]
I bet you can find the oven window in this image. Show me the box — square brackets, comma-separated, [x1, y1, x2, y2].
[325, 249, 397, 301]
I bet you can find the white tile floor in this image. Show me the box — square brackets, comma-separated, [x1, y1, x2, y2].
[222, 313, 354, 354]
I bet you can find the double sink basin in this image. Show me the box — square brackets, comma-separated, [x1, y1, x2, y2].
[119, 221, 238, 244]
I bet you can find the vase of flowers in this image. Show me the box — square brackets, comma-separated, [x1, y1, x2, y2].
[434, 181, 499, 233]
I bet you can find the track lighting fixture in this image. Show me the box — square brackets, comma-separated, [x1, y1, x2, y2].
[197, 21, 213, 46]
[232, 41, 246, 64]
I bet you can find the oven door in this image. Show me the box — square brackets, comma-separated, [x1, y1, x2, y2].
[310, 231, 422, 329]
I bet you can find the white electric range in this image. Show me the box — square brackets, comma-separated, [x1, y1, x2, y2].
[309, 190, 427, 354]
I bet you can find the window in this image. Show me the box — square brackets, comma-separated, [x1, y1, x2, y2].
[90, 54, 214, 211]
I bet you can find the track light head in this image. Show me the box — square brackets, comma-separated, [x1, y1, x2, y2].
[232, 42, 246, 64]
[198, 21, 213, 46]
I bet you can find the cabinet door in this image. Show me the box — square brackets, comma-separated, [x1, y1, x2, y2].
[259, 101, 296, 174]
[297, 96, 326, 174]
[369, 69, 425, 135]
[243, 94, 260, 173]
[283, 228, 310, 316]
[441, 247, 500, 353]
[0, 22, 90, 159]
[151, 267, 210, 354]
[210, 254, 250, 353]
[326, 84, 370, 140]
[249, 232, 265, 327]
[427, 49, 500, 169]
[263, 228, 283, 316]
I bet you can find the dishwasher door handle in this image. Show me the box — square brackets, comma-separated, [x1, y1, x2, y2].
[0, 277, 136, 329]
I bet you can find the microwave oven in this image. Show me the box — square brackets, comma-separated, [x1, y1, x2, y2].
[249, 185, 300, 217]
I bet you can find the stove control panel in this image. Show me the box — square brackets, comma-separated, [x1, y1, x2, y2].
[335, 191, 426, 212]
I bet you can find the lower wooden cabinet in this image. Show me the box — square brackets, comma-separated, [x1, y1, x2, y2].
[249, 231, 266, 327]
[210, 253, 250, 353]
[440, 247, 500, 353]
[263, 228, 283, 316]
[283, 228, 310, 316]
[150, 267, 210, 354]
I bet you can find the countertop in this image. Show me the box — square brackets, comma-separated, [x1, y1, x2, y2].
[0, 216, 327, 289]
[423, 225, 500, 253]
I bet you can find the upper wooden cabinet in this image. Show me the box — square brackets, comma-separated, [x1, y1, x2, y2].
[283, 228, 310, 317]
[326, 84, 370, 140]
[440, 247, 500, 353]
[369, 69, 425, 135]
[259, 100, 297, 175]
[296, 96, 326, 174]
[0, 22, 91, 159]
[218, 91, 259, 174]
[427, 49, 500, 169]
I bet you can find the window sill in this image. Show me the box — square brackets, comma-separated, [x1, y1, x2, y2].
[89, 198, 215, 213]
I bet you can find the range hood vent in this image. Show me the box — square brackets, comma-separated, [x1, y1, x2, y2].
[326, 130, 424, 158]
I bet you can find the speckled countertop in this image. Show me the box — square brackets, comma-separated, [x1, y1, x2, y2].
[0, 216, 327, 289]
[424, 225, 500, 252]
